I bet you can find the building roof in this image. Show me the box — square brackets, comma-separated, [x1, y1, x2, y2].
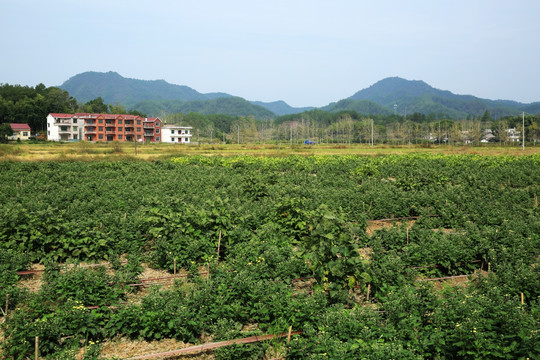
[10, 123, 31, 131]
[162, 124, 192, 129]
[49, 113, 74, 118]
[50, 113, 145, 121]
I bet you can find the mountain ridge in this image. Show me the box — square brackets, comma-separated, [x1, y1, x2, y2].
[59, 72, 540, 118]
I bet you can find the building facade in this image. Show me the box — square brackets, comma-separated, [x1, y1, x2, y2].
[142, 117, 162, 142]
[9, 123, 32, 141]
[47, 113, 163, 142]
[161, 124, 192, 143]
[46, 113, 83, 141]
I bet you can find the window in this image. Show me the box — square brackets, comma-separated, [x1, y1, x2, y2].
[137, 120, 141, 125]
[156, 136, 160, 141]
[99, 134, 103, 139]
[48, 123, 50, 127]
[156, 128, 160, 134]
[98, 119, 103, 124]
[73, 119, 78, 124]
[99, 127, 104, 131]
[73, 126, 77, 131]
[137, 127, 141, 132]
[118, 127, 123, 132]
[118, 119, 123, 124]
[47, 131, 50, 135]
[118, 135, 123, 140]
[171, 130, 175, 134]
[73, 134, 78, 140]
[23, 132, 28, 136]
[137, 135, 141, 140]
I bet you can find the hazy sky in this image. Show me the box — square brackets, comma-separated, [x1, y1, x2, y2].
[1, 0, 539, 107]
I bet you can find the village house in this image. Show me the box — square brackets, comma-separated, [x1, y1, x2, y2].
[161, 124, 192, 143]
[9, 123, 32, 141]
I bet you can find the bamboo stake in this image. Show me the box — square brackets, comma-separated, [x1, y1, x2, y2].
[366, 284, 371, 301]
[35, 336, 39, 360]
[287, 326, 292, 343]
[217, 229, 222, 260]
[534, 193, 538, 208]
[406, 227, 409, 245]
[521, 292, 525, 305]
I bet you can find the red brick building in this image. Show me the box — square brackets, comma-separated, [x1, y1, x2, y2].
[47, 113, 161, 142]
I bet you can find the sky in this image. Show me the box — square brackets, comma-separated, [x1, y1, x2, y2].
[1, 0, 539, 107]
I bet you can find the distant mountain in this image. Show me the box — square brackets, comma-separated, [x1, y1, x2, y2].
[131, 97, 275, 119]
[59, 72, 539, 120]
[321, 99, 392, 115]
[250, 100, 314, 116]
[348, 77, 535, 118]
[60, 71, 231, 105]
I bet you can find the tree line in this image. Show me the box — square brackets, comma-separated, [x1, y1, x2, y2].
[0, 83, 145, 134]
[1, 83, 539, 145]
[171, 109, 540, 146]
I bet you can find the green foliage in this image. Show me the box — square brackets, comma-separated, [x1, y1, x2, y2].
[41, 264, 135, 306]
[0, 122, 14, 142]
[299, 205, 370, 301]
[1, 154, 539, 359]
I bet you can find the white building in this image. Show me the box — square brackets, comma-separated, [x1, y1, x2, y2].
[507, 128, 521, 143]
[46, 113, 83, 141]
[161, 124, 192, 143]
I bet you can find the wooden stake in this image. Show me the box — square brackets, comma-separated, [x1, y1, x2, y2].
[5, 293, 8, 317]
[406, 227, 409, 245]
[35, 336, 39, 360]
[173, 258, 177, 276]
[488, 262, 491, 272]
[217, 229, 222, 260]
[521, 292, 525, 305]
[366, 284, 371, 301]
[287, 326, 292, 343]
[534, 193, 538, 208]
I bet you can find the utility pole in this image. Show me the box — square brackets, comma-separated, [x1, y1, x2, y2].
[522, 111, 525, 151]
[371, 118, 374, 146]
[290, 124, 292, 145]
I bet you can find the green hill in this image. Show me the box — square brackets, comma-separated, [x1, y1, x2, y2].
[322, 99, 392, 115]
[250, 100, 314, 116]
[58, 72, 539, 120]
[347, 77, 533, 118]
[59, 71, 232, 105]
[131, 97, 275, 119]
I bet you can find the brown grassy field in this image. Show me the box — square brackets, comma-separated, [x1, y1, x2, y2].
[1, 141, 539, 161]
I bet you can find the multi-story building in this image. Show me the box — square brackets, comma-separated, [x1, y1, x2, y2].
[142, 117, 162, 143]
[84, 114, 151, 142]
[47, 113, 163, 142]
[161, 124, 192, 143]
[46, 113, 84, 141]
